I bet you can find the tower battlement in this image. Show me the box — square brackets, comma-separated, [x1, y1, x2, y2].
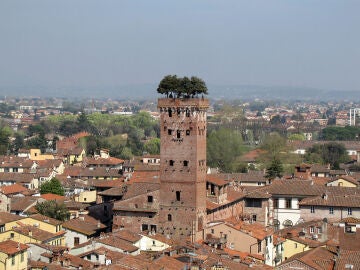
[157, 97, 209, 110]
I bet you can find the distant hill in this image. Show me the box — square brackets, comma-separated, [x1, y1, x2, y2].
[0, 83, 359, 101]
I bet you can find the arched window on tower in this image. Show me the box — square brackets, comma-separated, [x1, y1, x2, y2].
[168, 214, 172, 221]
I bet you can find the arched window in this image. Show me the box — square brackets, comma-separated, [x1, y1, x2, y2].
[168, 214, 172, 221]
[283, 219, 293, 228]
[273, 219, 280, 231]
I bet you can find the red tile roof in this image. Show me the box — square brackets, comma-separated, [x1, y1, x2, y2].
[0, 240, 28, 255]
[62, 215, 106, 236]
[41, 193, 66, 201]
[0, 183, 28, 195]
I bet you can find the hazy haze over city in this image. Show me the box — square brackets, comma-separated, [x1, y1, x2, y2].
[0, 0, 359, 99]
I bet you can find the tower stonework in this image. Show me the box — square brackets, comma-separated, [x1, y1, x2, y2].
[158, 98, 209, 240]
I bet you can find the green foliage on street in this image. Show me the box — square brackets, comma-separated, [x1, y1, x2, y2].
[40, 178, 65, 196]
[35, 200, 70, 221]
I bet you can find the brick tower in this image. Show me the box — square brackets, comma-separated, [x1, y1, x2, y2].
[158, 97, 209, 240]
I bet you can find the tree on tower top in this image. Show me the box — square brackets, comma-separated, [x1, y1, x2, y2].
[157, 75, 208, 98]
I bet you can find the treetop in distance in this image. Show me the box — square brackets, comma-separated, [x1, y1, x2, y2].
[157, 75, 208, 98]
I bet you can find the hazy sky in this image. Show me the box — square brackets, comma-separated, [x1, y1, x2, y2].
[0, 0, 359, 92]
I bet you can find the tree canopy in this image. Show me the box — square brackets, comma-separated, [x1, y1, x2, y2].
[157, 75, 208, 98]
[207, 128, 245, 172]
[320, 126, 360, 141]
[305, 142, 349, 169]
[265, 158, 284, 180]
[40, 178, 65, 196]
[35, 200, 70, 221]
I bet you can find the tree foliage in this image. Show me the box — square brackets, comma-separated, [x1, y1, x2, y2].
[35, 200, 70, 221]
[144, 138, 160, 155]
[40, 178, 65, 196]
[265, 158, 284, 180]
[157, 75, 208, 98]
[320, 126, 360, 141]
[207, 128, 245, 172]
[305, 142, 349, 169]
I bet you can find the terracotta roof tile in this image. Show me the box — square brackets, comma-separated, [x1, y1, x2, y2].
[0, 183, 28, 195]
[41, 193, 66, 201]
[29, 213, 63, 225]
[62, 215, 106, 236]
[0, 240, 28, 255]
[98, 235, 139, 253]
[0, 212, 24, 224]
[13, 224, 64, 242]
[128, 171, 160, 183]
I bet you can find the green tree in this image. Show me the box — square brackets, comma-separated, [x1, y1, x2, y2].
[0, 124, 12, 155]
[157, 75, 181, 97]
[207, 128, 244, 172]
[12, 133, 25, 153]
[40, 178, 65, 196]
[265, 158, 284, 180]
[305, 142, 349, 169]
[144, 138, 160, 155]
[260, 132, 287, 159]
[288, 133, 305, 141]
[157, 75, 208, 98]
[35, 200, 70, 221]
[77, 111, 92, 132]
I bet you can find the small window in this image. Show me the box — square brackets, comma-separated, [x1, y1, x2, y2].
[186, 130, 190, 136]
[310, 226, 315, 234]
[317, 227, 322, 234]
[211, 229, 214, 234]
[186, 109, 190, 117]
[329, 207, 334, 214]
[273, 199, 279, 209]
[294, 243, 298, 248]
[168, 129, 172, 135]
[74, 237, 80, 246]
[152, 240, 156, 246]
[310, 206, 315, 213]
[169, 160, 174, 166]
[176, 191, 181, 201]
[142, 224, 149, 231]
[168, 109, 172, 117]
[285, 199, 292, 209]
[148, 196, 153, 203]
[177, 130, 181, 138]
[348, 208, 352, 215]
[183, 160, 188, 167]
[252, 214, 257, 222]
[10, 233, 14, 239]
[168, 214, 172, 221]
